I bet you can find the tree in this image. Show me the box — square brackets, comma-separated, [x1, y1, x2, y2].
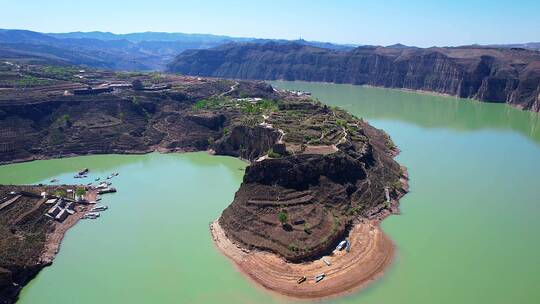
[75, 188, 86, 196]
[278, 211, 288, 224]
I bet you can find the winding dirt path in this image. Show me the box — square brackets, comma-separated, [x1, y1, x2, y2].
[210, 219, 395, 300]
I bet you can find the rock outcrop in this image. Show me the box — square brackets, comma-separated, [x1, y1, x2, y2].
[168, 42, 540, 111]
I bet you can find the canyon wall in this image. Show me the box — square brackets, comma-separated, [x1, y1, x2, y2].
[169, 43, 540, 111]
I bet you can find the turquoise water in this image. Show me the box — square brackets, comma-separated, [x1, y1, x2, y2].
[2, 153, 275, 303]
[271, 82, 540, 304]
[2, 82, 539, 303]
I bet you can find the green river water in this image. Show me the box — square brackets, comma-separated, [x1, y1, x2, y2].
[1, 82, 539, 303]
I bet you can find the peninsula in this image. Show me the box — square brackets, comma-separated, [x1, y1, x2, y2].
[0, 61, 407, 302]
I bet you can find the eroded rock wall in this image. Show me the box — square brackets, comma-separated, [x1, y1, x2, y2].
[169, 43, 540, 111]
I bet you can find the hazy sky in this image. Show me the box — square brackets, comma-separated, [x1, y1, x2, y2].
[1, 0, 539, 47]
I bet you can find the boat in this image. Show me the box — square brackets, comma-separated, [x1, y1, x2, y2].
[112, 172, 119, 176]
[345, 239, 351, 253]
[96, 182, 109, 189]
[336, 240, 347, 251]
[95, 177, 100, 181]
[322, 258, 331, 266]
[106, 175, 113, 179]
[315, 274, 325, 283]
[78, 168, 89, 176]
[297, 276, 307, 284]
[50, 178, 59, 183]
[82, 212, 100, 219]
[91, 205, 108, 212]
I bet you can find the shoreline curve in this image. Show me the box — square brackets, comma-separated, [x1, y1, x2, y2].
[210, 219, 395, 300]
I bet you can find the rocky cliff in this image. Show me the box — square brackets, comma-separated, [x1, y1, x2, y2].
[168, 42, 540, 111]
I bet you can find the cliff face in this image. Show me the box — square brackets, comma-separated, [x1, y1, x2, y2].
[168, 43, 540, 111]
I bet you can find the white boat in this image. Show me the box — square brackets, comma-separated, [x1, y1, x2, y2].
[83, 212, 100, 219]
[315, 274, 325, 283]
[336, 240, 347, 251]
[91, 205, 108, 212]
[95, 177, 100, 181]
[345, 239, 351, 253]
[322, 258, 331, 266]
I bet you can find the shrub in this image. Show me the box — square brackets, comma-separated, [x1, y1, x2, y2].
[54, 189, 67, 197]
[278, 211, 288, 224]
[267, 149, 282, 159]
[75, 188, 86, 196]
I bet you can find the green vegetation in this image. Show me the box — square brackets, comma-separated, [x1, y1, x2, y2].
[40, 65, 79, 80]
[336, 118, 347, 128]
[267, 149, 282, 159]
[192, 97, 279, 115]
[193, 97, 226, 110]
[332, 214, 340, 233]
[303, 223, 312, 234]
[240, 99, 279, 114]
[131, 96, 140, 105]
[115, 71, 145, 79]
[347, 205, 364, 216]
[278, 211, 288, 224]
[54, 189, 67, 197]
[75, 188, 86, 196]
[149, 72, 165, 84]
[15, 75, 54, 88]
[288, 243, 300, 252]
[62, 114, 72, 127]
[141, 108, 151, 120]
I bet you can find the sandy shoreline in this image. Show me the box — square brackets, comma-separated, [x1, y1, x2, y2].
[210, 164, 409, 301]
[210, 219, 395, 300]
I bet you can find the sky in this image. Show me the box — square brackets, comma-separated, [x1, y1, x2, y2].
[1, 0, 539, 47]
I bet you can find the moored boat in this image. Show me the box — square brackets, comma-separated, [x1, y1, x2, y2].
[322, 258, 331, 266]
[336, 240, 347, 251]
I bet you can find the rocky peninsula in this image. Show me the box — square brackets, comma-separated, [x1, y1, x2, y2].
[0, 62, 407, 301]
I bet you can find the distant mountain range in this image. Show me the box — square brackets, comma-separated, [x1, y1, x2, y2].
[2, 29, 538, 72]
[168, 42, 540, 112]
[0, 29, 357, 70]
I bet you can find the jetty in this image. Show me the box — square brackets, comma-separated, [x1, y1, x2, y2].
[98, 187, 117, 195]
